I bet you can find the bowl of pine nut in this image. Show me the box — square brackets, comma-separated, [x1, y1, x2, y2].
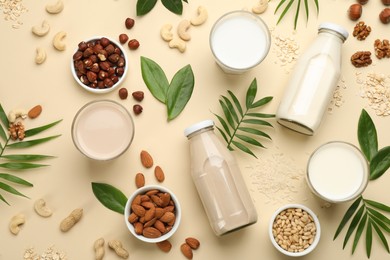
[269, 204, 321, 257]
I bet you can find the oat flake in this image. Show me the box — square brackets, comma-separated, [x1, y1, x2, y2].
[23, 246, 67, 260]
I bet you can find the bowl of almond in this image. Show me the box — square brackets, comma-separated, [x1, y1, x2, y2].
[71, 36, 128, 94]
[269, 204, 321, 257]
[124, 185, 181, 243]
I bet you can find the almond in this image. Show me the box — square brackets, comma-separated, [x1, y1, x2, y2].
[159, 211, 175, 223]
[141, 201, 155, 209]
[180, 243, 193, 259]
[185, 237, 200, 250]
[156, 240, 172, 253]
[144, 217, 157, 228]
[128, 212, 139, 223]
[155, 207, 165, 218]
[140, 150, 153, 168]
[135, 172, 145, 188]
[143, 227, 162, 238]
[28, 105, 42, 119]
[160, 192, 171, 207]
[154, 165, 165, 182]
[144, 207, 156, 222]
[154, 219, 166, 233]
[134, 222, 144, 235]
[132, 194, 141, 206]
[131, 204, 146, 217]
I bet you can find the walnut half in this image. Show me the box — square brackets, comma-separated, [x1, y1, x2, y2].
[351, 51, 372, 68]
[374, 39, 390, 59]
[352, 21, 371, 41]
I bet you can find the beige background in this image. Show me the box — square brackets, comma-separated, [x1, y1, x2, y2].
[1, 0, 390, 259]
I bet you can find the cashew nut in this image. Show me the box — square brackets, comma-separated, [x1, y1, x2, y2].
[8, 108, 27, 123]
[34, 198, 53, 217]
[9, 213, 25, 235]
[60, 208, 83, 232]
[52, 31, 67, 51]
[31, 20, 50, 37]
[108, 240, 129, 259]
[160, 24, 173, 42]
[168, 37, 186, 53]
[177, 19, 191, 41]
[94, 238, 105, 260]
[35, 47, 46, 65]
[190, 6, 208, 26]
[252, 0, 269, 14]
[46, 0, 64, 14]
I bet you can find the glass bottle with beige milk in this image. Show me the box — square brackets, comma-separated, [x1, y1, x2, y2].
[184, 120, 258, 236]
[276, 23, 349, 135]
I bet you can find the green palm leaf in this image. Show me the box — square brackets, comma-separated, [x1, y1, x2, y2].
[334, 196, 362, 240]
[227, 90, 243, 117]
[366, 220, 373, 258]
[25, 119, 62, 137]
[7, 135, 61, 148]
[231, 140, 257, 158]
[365, 199, 390, 212]
[235, 134, 265, 148]
[219, 99, 235, 129]
[221, 96, 239, 124]
[0, 162, 48, 170]
[343, 205, 365, 249]
[0, 173, 33, 186]
[0, 182, 29, 199]
[275, 0, 319, 29]
[1, 154, 54, 161]
[371, 220, 390, 253]
[213, 113, 232, 138]
[352, 213, 367, 254]
[238, 127, 271, 140]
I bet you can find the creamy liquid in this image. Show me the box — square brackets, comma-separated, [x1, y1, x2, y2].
[73, 101, 133, 160]
[307, 142, 368, 202]
[210, 13, 269, 70]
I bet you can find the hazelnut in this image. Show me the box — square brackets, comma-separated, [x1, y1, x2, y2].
[73, 51, 83, 61]
[379, 8, 390, 24]
[125, 18, 135, 29]
[117, 57, 125, 67]
[100, 37, 110, 47]
[99, 61, 111, 71]
[116, 67, 125, 76]
[118, 88, 128, 99]
[103, 78, 114, 88]
[108, 53, 120, 63]
[78, 41, 87, 51]
[357, 0, 368, 4]
[133, 104, 143, 115]
[119, 33, 129, 44]
[128, 39, 140, 50]
[105, 44, 115, 55]
[86, 71, 97, 83]
[382, 0, 390, 5]
[348, 4, 362, 20]
[132, 91, 144, 101]
[83, 47, 94, 58]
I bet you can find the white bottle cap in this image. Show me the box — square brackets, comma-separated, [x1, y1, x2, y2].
[184, 120, 214, 137]
[319, 22, 349, 41]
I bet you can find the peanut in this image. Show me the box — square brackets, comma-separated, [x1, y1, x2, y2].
[108, 239, 129, 259]
[60, 208, 83, 232]
[93, 238, 105, 260]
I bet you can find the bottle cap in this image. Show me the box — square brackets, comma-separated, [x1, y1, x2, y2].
[184, 120, 214, 137]
[319, 22, 349, 41]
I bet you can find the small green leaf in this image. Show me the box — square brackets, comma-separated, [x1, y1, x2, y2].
[221, 96, 239, 124]
[250, 96, 274, 109]
[140, 56, 170, 103]
[365, 199, 390, 213]
[91, 182, 127, 215]
[276, 0, 295, 25]
[334, 197, 362, 240]
[366, 219, 373, 258]
[343, 205, 365, 248]
[358, 109, 378, 162]
[213, 113, 231, 137]
[245, 78, 257, 110]
[136, 0, 158, 16]
[242, 119, 273, 127]
[239, 127, 271, 140]
[0, 103, 9, 128]
[367, 208, 390, 225]
[161, 0, 183, 15]
[370, 146, 390, 180]
[0, 173, 33, 186]
[215, 126, 229, 144]
[0, 123, 7, 142]
[0, 182, 29, 199]
[0, 162, 48, 170]
[1, 154, 54, 161]
[371, 220, 390, 253]
[0, 193, 10, 205]
[167, 64, 194, 120]
[6, 135, 61, 149]
[219, 99, 235, 129]
[293, 0, 301, 30]
[246, 112, 275, 118]
[231, 140, 257, 158]
[370, 214, 390, 233]
[352, 213, 367, 254]
[228, 90, 243, 117]
[304, 0, 309, 19]
[24, 120, 62, 138]
[235, 134, 265, 148]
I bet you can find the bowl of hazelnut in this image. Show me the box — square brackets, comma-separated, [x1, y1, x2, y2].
[269, 204, 321, 257]
[124, 185, 181, 243]
[71, 36, 128, 94]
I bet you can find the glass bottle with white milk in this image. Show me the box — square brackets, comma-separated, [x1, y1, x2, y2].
[184, 120, 258, 236]
[276, 23, 349, 135]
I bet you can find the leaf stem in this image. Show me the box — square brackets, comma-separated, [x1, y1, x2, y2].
[226, 108, 250, 150]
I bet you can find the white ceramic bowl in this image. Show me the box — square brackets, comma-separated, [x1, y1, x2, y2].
[71, 36, 128, 94]
[269, 204, 321, 257]
[124, 185, 181, 243]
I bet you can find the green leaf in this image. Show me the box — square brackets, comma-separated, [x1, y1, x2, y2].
[239, 127, 271, 140]
[250, 97, 274, 109]
[334, 197, 362, 240]
[371, 220, 390, 253]
[136, 0, 158, 16]
[343, 205, 365, 249]
[242, 119, 273, 127]
[166, 64, 194, 120]
[161, 0, 183, 15]
[215, 126, 229, 144]
[24, 119, 62, 138]
[352, 213, 367, 254]
[0, 122, 7, 142]
[0, 103, 9, 128]
[276, 0, 295, 25]
[1, 154, 54, 161]
[0, 182, 29, 199]
[365, 199, 390, 213]
[367, 207, 390, 225]
[293, 0, 301, 30]
[6, 135, 61, 149]
[213, 113, 231, 137]
[231, 140, 257, 158]
[366, 219, 373, 258]
[358, 109, 378, 162]
[246, 112, 275, 118]
[228, 90, 243, 117]
[245, 78, 257, 110]
[370, 146, 390, 180]
[0, 162, 48, 170]
[221, 96, 239, 124]
[140, 56, 170, 103]
[219, 99, 235, 129]
[91, 182, 127, 215]
[0, 173, 33, 186]
[0, 193, 9, 205]
[370, 214, 390, 233]
[236, 134, 265, 148]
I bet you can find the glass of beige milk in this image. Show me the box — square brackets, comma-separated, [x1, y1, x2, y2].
[71, 100, 135, 160]
[306, 141, 369, 203]
[209, 10, 271, 74]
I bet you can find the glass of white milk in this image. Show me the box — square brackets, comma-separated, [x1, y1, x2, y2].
[71, 100, 135, 160]
[209, 10, 271, 74]
[306, 141, 369, 203]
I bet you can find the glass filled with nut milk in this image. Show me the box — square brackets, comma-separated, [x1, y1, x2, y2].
[209, 10, 271, 74]
[306, 141, 369, 203]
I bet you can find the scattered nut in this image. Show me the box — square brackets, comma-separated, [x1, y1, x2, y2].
[119, 33, 129, 44]
[357, 0, 369, 4]
[140, 150, 153, 168]
[180, 243, 193, 259]
[374, 39, 390, 59]
[177, 19, 191, 41]
[31, 20, 50, 36]
[133, 104, 143, 115]
[352, 21, 371, 40]
[53, 31, 67, 51]
[190, 6, 208, 26]
[45, 0, 64, 14]
[379, 8, 390, 24]
[108, 239, 129, 259]
[382, 0, 390, 5]
[252, 0, 268, 14]
[154, 166, 165, 182]
[351, 51, 372, 67]
[348, 3, 362, 21]
[35, 47, 46, 64]
[118, 87, 128, 99]
[132, 91, 144, 101]
[8, 121, 25, 140]
[28, 105, 42, 119]
[8, 108, 27, 123]
[168, 37, 186, 53]
[185, 237, 200, 250]
[135, 172, 145, 188]
[128, 39, 140, 50]
[9, 213, 25, 235]
[125, 17, 135, 29]
[94, 238, 105, 260]
[160, 24, 174, 42]
[34, 198, 52, 217]
[156, 240, 172, 252]
[60, 208, 83, 232]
